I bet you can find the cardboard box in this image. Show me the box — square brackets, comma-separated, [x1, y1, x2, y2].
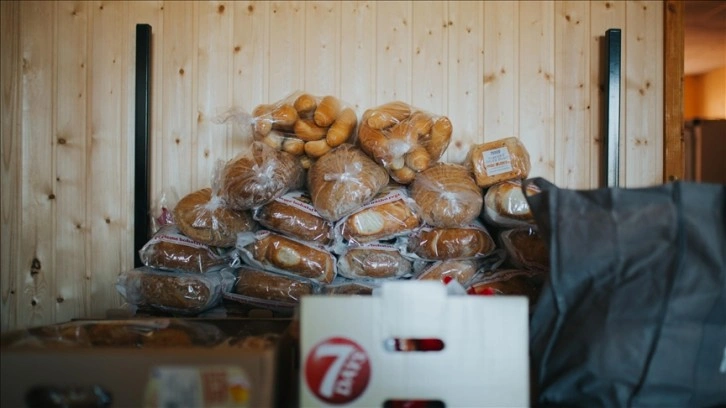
[1, 318, 292, 408]
[299, 281, 530, 407]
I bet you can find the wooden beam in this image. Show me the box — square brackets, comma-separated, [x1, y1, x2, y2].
[664, 0, 684, 182]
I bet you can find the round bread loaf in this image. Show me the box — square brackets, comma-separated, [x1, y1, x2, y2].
[174, 188, 256, 247]
[409, 163, 483, 227]
[219, 142, 304, 210]
[307, 145, 389, 222]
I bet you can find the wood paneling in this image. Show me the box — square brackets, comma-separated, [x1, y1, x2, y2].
[664, 0, 684, 182]
[0, 0, 671, 331]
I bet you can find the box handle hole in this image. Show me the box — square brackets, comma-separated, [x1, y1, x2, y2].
[383, 399, 446, 408]
[384, 338, 445, 352]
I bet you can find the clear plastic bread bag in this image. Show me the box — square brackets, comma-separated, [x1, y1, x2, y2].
[481, 180, 539, 228]
[408, 163, 483, 228]
[398, 221, 497, 261]
[236, 230, 337, 284]
[228, 92, 359, 170]
[357, 101, 453, 184]
[307, 144, 390, 222]
[150, 189, 179, 235]
[215, 141, 305, 211]
[466, 137, 532, 188]
[115, 267, 236, 315]
[223, 266, 320, 313]
[253, 190, 333, 246]
[323, 278, 380, 295]
[138, 224, 237, 274]
[336, 242, 413, 281]
[499, 226, 550, 271]
[332, 185, 421, 251]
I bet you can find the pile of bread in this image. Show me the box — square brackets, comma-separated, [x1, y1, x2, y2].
[116, 92, 549, 315]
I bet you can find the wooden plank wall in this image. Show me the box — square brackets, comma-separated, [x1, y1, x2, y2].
[0, 0, 664, 331]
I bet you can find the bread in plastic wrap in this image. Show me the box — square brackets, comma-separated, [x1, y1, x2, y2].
[243, 92, 358, 169]
[413, 259, 481, 285]
[500, 227, 549, 271]
[236, 230, 336, 284]
[307, 144, 389, 222]
[174, 187, 256, 247]
[358, 101, 452, 184]
[323, 279, 378, 295]
[254, 191, 333, 245]
[466, 269, 546, 308]
[335, 186, 421, 247]
[482, 180, 539, 228]
[223, 266, 317, 313]
[218, 141, 304, 210]
[138, 224, 235, 274]
[337, 243, 412, 280]
[467, 137, 531, 188]
[403, 222, 496, 261]
[409, 163, 483, 228]
[115, 267, 235, 315]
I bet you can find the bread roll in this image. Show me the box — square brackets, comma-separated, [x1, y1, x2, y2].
[338, 245, 412, 279]
[425, 116, 453, 160]
[416, 259, 479, 284]
[500, 228, 549, 271]
[219, 142, 304, 210]
[253, 104, 274, 136]
[139, 225, 231, 274]
[364, 101, 411, 130]
[282, 137, 305, 156]
[326, 107, 357, 147]
[294, 118, 327, 142]
[409, 163, 483, 227]
[307, 145, 389, 222]
[271, 104, 298, 129]
[468, 137, 531, 188]
[358, 124, 392, 164]
[174, 188, 256, 247]
[341, 191, 420, 243]
[324, 281, 376, 295]
[293, 93, 317, 117]
[304, 139, 333, 159]
[391, 166, 417, 184]
[245, 232, 336, 283]
[233, 267, 314, 302]
[407, 226, 496, 260]
[404, 145, 431, 172]
[483, 180, 538, 227]
[314, 96, 341, 128]
[255, 192, 332, 245]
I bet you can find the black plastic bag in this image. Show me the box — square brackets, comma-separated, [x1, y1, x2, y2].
[524, 178, 726, 407]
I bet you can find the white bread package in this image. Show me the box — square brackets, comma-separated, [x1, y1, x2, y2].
[138, 225, 235, 274]
[307, 144, 389, 222]
[217, 141, 304, 210]
[336, 243, 413, 281]
[401, 222, 497, 261]
[249, 92, 358, 169]
[334, 186, 421, 248]
[254, 191, 333, 245]
[409, 163, 483, 228]
[173, 186, 257, 248]
[482, 180, 539, 228]
[236, 230, 337, 284]
[467, 137, 531, 188]
[358, 101, 453, 184]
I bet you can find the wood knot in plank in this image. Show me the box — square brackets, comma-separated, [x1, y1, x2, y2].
[218, 4, 225, 14]
[30, 258, 41, 276]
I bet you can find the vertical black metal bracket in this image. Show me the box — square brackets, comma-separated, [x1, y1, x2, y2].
[603, 28, 621, 188]
[134, 24, 152, 268]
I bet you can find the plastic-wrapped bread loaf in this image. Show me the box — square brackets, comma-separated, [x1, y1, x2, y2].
[467, 137, 531, 188]
[237, 231, 337, 284]
[337, 243, 412, 280]
[173, 188, 256, 247]
[232, 267, 315, 303]
[307, 145, 389, 222]
[409, 163, 483, 228]
[115, 267, 235, 315]
[414, 259, 481, 285]
[254, 191, 333, 245]
[138, 225, 234, 274]
[482, 180, 539, 228]
[218, 141, 304, 210]
[500, 227, 549, 271]
[404, 223, 496, 261]
[336, 187, 421, 245]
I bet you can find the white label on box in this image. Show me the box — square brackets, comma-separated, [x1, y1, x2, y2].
[483, 147, 513, 176]
[146, 366, 250, 408]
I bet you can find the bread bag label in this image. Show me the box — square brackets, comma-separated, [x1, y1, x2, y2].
[483, 146, 514, 176]
[148, 225, 228, 258]
[274, 191, 325, 218]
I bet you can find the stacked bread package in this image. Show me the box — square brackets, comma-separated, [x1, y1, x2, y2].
[117, 90, 547, 316]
